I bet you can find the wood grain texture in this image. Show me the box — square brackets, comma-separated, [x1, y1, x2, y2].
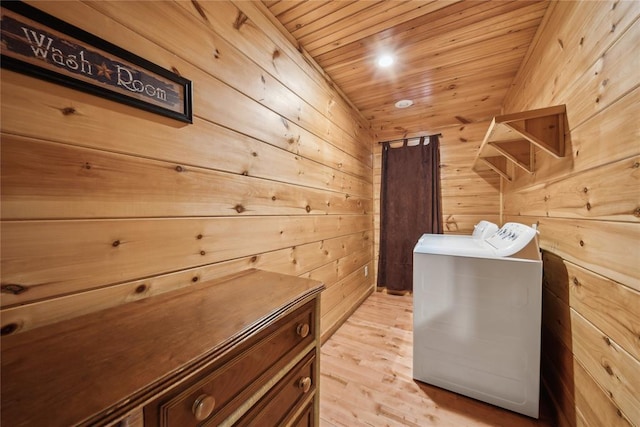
[371, 120, 501, 283]
[1, 0, 374, 341]
[505, 215, 639, 291]
[84, 0, 370, 164]
[1, 215, 369, 305]
[320, 291, 553, 427]
[503, 156, 640, 222]
[1, 135, 371, 219]
[1, 269, 323, 427]
[502, 2, 640, 425]
[505, 1, 640, 118]
[571, 310, 640, 424]
[1, 73, 372, 189]
[541, 325, 634, 427]
[262, 1, 549, 139]
[1, 231, 371, 334]
[542, 252, 640, 361]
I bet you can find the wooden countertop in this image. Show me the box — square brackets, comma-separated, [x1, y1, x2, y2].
[1, 269, 324, 427]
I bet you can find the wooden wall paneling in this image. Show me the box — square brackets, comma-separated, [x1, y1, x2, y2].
[1, 231, 371, 333]
[542, 286, 572, 349]
[504, 156, 640, 222]
[0, 77, 319, 193]
[542, 286, 638, 426]
[83, 0, 372, 168]
[302, 248, 371, 291]
[181, 0, 374, 152]
[541, 325, 634, 427]
[320, 277, 372, 343]
[285, 231, 372, 278]
[540, 328, 576, 427]
[2, 0, 374, 345]
[566, 86, 640, 173]
[16, 2, 371, 183]
[0, 135, 371, 219]
[1, 74, 371, 193]
[440, 178, 500, 198]
[317, 260, 373, 319]
[508, 57, 640, 190]
[504, 2, 639, 186]
[441, 195, 502, 215]
[502, 2, 639, 425]
[543, 251, 640, 365]
[1, 215, 370, 305]
[302, 245, 373, 321]
[188, 68, 367, 180]
[505, 1, 640, 114]
[372, 121, 502, 282]
[570, 310, 640, 424]
[238, 0, 374, 128]
[558, 18, 639, 131]
[235, 15, 374, 160]
[564, 261, 640, 360]
[441, 165, 503, 181]
[505, 215, 640, 291]
[572, 355, 634, 427]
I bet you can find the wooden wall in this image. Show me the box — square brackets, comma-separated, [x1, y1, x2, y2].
[0, 1, 375, 342]
[372, 120, 501, 282]
[501, 1, 640, 426]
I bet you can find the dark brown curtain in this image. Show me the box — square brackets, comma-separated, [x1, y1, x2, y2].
[377, 135, 442, 294]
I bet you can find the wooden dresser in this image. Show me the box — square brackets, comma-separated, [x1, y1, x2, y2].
[0, 269, 324, 426]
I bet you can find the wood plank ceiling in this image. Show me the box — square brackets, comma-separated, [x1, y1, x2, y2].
[261, 1, 550, 141]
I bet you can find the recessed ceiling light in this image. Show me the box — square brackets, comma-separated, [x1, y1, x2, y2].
[395, 99, 414, 109]
[377, 54, 394, 67]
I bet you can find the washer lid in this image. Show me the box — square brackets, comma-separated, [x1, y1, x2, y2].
[472, 220, 499, 239]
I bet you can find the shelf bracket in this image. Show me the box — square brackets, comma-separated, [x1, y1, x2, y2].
[472, 105, 566, 181]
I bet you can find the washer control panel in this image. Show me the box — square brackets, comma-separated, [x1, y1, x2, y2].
[486, 222, 537, 256]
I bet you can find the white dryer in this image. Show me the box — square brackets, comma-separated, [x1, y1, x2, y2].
[413, 222, 542, 418]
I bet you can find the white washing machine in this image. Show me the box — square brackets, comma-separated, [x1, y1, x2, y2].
[413, 222, 542, 418]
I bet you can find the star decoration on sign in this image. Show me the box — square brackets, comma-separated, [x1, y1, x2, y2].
[96, 62, 113, 80]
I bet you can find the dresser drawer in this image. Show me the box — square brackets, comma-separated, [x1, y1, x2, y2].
[145, 301, 315, 427]
[291, 399, 314, 427]
[233, 350, 316, 427]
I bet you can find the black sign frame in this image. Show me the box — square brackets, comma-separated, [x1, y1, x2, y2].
[1, 1, 193, 123]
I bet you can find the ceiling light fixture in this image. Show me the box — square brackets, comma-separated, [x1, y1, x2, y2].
[395, 99, 414, 109]
[377, 54, 394, 67]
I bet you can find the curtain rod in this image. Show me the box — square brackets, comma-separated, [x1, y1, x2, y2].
[378, 133, 442, 144]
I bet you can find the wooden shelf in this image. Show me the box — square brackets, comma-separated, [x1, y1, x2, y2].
[473, 105, 566, 181]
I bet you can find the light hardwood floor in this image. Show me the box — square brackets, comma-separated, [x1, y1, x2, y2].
[319, 291, 552, 427]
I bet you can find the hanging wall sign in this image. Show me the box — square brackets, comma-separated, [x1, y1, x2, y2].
[1, 1, 193, 123]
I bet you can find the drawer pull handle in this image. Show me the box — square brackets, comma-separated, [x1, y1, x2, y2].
[192, 394, 216, 421]
[298, 376, 312, 393]
[296, 323, 310, 338]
